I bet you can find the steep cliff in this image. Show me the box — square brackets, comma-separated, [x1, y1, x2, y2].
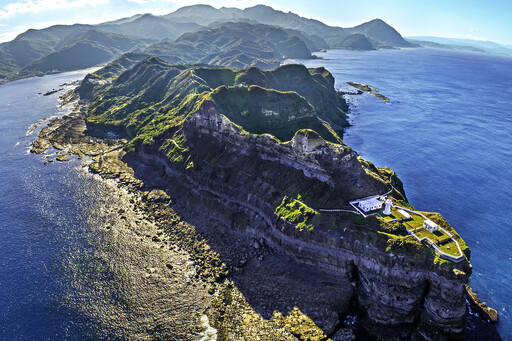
[80, 58, 472, 339]
[83, 57, 348, 138]
[123, 101, 471, 340]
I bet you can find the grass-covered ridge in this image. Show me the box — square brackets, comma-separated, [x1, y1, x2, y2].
[210, 85, 340, 143]
[84, 57, 348, 147]
[81, 57, 470, 271]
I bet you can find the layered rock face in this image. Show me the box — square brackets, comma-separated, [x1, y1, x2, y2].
[76, 59, 473, 339]
[122, 101, 471, 340]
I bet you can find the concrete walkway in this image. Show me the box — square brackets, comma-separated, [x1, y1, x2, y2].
[318, 171, 465, 262]
[394, 206, 465, 262]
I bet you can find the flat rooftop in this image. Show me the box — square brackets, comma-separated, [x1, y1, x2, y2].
[359, 197, 383, 207]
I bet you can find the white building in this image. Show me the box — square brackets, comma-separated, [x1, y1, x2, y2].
[397, 209, 412, 220]
[383, 199, 393, 215]
[424, 219, 439, 232]
[358, 197, 383, 212]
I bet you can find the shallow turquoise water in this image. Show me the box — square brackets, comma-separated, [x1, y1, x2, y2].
[301, 48, 512, 338]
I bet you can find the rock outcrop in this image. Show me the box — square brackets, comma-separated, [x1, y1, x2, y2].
[66, 59, 475, 339]
[122, 99, 471, 340]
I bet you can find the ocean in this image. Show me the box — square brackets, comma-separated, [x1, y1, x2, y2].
[0, 47, 510, 339]
[0, 71, 203, 340]
[300, 48, 512, 339]
[0, 71, 93, 339]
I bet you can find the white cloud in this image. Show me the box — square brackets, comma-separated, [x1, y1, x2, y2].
[0, 0, 110, 19]
[0, 31, 17, 42]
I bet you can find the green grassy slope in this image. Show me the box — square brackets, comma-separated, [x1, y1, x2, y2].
[234, 64, 348, 132]
[210, 85, 340, 143]
[84, 58, 346, 147]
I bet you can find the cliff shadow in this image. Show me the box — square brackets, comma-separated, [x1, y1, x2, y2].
[126, 155, 355, 336]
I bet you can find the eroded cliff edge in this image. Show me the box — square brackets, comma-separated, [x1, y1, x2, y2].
[122, 100, 472, 340]
[36, 57, 478, 340]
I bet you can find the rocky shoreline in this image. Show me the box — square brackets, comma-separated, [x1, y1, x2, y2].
[31, 97, 361, 339]
[30, 90, 500, 340]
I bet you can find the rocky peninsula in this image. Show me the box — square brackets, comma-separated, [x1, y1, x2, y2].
[31, 58, 498, 340]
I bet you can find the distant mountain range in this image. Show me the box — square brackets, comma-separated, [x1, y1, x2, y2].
[144, 22, 314, 70]
[0, 4, 414, 84]
[407, 36, 512, 57]
[163, 5, 411, 49]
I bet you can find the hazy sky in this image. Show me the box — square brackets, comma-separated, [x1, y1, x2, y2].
[0, 0, 511, 45]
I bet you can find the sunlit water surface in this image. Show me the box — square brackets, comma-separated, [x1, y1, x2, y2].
[0, 71, 208, 340]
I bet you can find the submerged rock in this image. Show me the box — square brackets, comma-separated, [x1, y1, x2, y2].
[56, 154, 69, 162]
[347, 81, 390, 102]
[466, 285, 499, 323]
[145, 189, 171, 203]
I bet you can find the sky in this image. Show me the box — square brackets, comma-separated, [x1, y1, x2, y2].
[0, 0, 511, 45]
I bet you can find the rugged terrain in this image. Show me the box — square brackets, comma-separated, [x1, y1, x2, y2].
[26, 58, 490, 340]
[30, 102, 352, 340]
[0, 4, 413, 84]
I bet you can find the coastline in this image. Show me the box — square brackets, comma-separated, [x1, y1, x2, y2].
[301, 48, 512, 339]
[28, 86, 501, 339]
[31, 94, 355, 340]
[0, 65, 107, 88]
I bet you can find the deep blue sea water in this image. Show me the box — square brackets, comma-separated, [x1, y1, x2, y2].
[0, 70, 179, 340]
[0, 71, 95, 340]
[300, 48, 512, 339]
[0, 71, 202, 340]
[0, 48, 511, 340]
